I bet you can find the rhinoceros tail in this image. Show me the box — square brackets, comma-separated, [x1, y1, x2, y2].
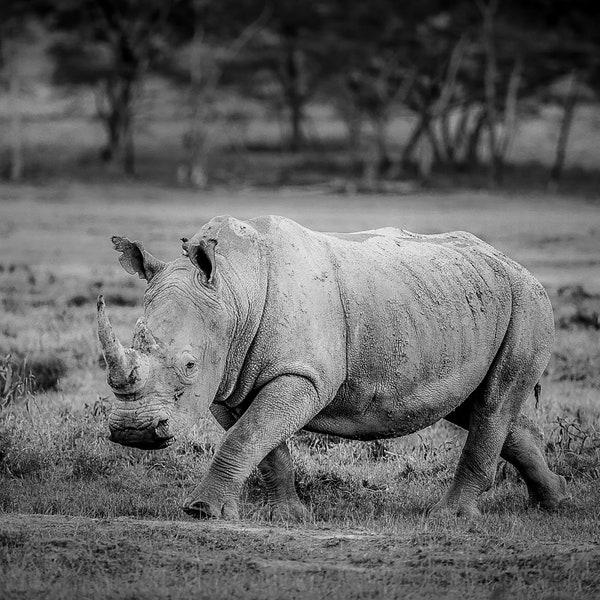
[534, 382, 541, 409]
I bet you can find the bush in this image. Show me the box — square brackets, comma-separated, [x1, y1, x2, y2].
[103, 292, 139, 307]
[67, 290, 138, 308]
[546, 415, 600, 482]
[67, 294, 89, 307]
[26, 354, 68, 391]
[556, 285, 600, 330]
[0, 354, 35, 410]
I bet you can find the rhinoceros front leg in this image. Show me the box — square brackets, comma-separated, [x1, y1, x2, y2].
[208, 404, 309, 522]
[183, 375, 321, 520]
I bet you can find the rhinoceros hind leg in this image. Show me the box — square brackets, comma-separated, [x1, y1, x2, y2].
[270, 500, 311, 523]
[428, 497, 482, 519]
[258, 442, 310, 523]
[500, 414, 568, 511]
[434, 308, 553, 517]
[446, 409, 568, 513]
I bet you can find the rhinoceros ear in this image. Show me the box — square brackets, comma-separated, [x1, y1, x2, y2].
[111, 236, 165, 282]
[187, 238, 217, 284]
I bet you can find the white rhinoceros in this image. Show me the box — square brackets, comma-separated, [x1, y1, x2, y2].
[98, 215, 567, 520]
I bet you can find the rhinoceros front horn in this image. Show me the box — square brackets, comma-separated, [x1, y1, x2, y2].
[97, 295, 149, 396]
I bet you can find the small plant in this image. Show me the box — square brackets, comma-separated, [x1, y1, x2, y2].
[547, 415, 600, 482]
[84, 396, 111, 420]
[23, 353, 67, 392]
[0, 354, 35, 410]
[549, 416, 600, 456]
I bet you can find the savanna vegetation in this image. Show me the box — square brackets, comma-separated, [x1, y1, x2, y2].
[0, 187, 599, 599]
[1, 0, 600, 597]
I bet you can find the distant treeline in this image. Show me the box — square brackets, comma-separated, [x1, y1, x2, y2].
[1, 0, 599, 186]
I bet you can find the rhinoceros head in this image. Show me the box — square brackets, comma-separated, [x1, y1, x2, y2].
[98, 235, 233, 449]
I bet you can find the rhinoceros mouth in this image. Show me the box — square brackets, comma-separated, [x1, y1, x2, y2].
[109, 433, 175, 450]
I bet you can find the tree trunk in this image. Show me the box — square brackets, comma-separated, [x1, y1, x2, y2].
[464, 108, 486, 166]
[120, 79, 135, 176]
[549, 71, 579, 187]
[480, 0, 501, 187]
[121, 110, 135, 176]
[98, 82, 121, 162]
[497, 58, 522, 167]
[374, 115, 391, 174]
[425, 123, 443, 166]
[97, 77, 136, 175]
[182, 10, 209, 188]
[439, 110, 454, 164]
[282, 31, 305, 151]
[6, 38, 24, 181]
[451, 105, 473, 165]
[401, 112, 430, 167]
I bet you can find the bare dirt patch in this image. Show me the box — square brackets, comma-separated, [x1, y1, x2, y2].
[1, 513, 599, 599]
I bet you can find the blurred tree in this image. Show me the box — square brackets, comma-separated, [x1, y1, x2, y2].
[245, 0, 338, 150]
[510, 0, 600, 185]
[546, 71, 596, 187]
[324, 0, 422, 184]
[50, 0, 193, 175]
[176, 1, 269, 187]
[395, 0, 595, 184]
[397, 6, 476, 175]
[0, 0, 50, 181]
[8, 0, 597, 185]
[198, 0, 340, 151]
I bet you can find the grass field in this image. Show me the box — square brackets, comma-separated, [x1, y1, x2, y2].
[1, 183, 599, 599]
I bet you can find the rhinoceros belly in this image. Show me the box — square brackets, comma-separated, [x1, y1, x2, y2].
[305, 357, 493, 440]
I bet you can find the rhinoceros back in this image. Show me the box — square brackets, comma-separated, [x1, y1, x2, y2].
[200, 216, 549, 439]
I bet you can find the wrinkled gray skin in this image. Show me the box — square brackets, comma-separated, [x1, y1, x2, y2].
[98, 215, 567, 521]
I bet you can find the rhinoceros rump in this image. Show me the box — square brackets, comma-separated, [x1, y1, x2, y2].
[98, 215, 567, 520]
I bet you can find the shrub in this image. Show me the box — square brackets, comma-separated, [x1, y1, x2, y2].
[557, 306, 600, 330]
[547, 415, 600, 482]
[552, 351, 599, 385]
[71, 449, 115, 480]
[103, 292, 138, 307]
[67, 294, 89, 307]
[555, 285, 600, 330]
[26, 354, 68, 391]
[0, 354, 35, 410]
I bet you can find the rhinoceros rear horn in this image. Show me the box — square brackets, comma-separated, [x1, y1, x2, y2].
[97, 295, 149, 395]
[132, 317, 160, 353]
[111, 236, 165, 282]
[188, 238, 217, 284]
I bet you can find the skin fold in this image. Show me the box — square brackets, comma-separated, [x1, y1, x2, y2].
[98, 215, 567, 520]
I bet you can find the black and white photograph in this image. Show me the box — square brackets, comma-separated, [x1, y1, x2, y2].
[0, 0, 599, 598]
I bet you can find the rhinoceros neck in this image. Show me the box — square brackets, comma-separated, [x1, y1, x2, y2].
[203, 223, 268, 404]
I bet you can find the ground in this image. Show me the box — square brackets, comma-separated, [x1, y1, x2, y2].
[2, 512, 600, 600]
[1, 184, 599, 599]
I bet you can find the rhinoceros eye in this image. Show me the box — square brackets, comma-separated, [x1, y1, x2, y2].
[180, 354, 198, 381]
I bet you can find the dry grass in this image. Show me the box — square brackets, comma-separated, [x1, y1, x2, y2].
[1, 184, 599, 598]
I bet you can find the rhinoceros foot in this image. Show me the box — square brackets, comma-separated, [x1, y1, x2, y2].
[270, 500, 311, 524]
[427, 498, 482, 520]
[528, 474, 570, 512]
[182, 497, 240, 520]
